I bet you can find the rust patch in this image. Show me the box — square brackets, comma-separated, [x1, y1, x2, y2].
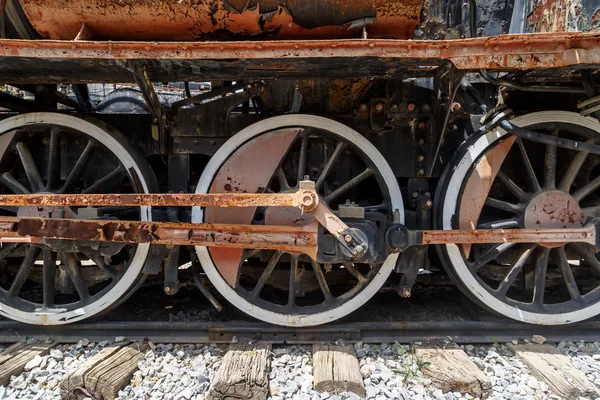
[529, 0, 600, 33]
[18, 0, 422, 41]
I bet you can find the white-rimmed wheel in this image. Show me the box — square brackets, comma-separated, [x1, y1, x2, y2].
[0, 113, 156, 325]
[194, 115, 403, 327]
[436, 111, 600, 325]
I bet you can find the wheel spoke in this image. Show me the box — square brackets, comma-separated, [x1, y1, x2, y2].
[62, 253, 91, 302]
[8, 247, 38, 298]
[484, 197, 523, 214]
[249, 251, 282, 299]
[275, 167, 290, 192]
[571, 175, 600, 202]
[0, 172, 31, 194]
[568, 243, 600, 275]
[0, 243, 19, 261]
[297, 132, 309, 185]
[496, 171, 529, 201]
[288, 254, 299, 309]
[582, 205, 600, 217]
[60, 140, 95, 193]
[42, 249, 56, 308]
[16, 142, 44, 192]
[516, 138, 541, 193]
[316, 142, 346, 191]
[45, 128, 60, 191]
[558, 147, 589, 193]
[81, 166, 125, 194]
[343, 262, 365, 282]
[311, 260, 333, 303]
[477, 219, 520, 229]
[543, 127, 558, 189]
[82, 251, 118, 280]
[533, 247, 550, 305]
[470, 242, 516, 271]
[555, 246, 582, 301]
[496, 245, 535, 295]
[324, 168, 373, 203]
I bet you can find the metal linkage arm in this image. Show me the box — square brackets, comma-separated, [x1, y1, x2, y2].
[0, 217, 320, 259]
[0, 180, 362, 260]
[386, 221, 599, 251]
[0, 192, 310, 209]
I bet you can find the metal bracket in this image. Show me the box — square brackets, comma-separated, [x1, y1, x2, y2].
[163, 246, 180, 295]
[170, 81, 263, 137]
[123, 60, 167, 154]
[394, 245, 427, 298]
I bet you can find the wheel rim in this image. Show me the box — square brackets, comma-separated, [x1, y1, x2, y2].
[0, 113, 152, 325]
[438, 111, 600, 324]
[194, 115, 403, 327]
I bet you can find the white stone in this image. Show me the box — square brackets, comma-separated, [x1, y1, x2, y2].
[24, 355, 43, 371]
[532, 335, 546, 345]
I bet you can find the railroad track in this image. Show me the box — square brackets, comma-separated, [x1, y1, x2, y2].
[2, 318, 600, 344]
[1, 317, 600, 399]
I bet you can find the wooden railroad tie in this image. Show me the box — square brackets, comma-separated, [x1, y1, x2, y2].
[507, 343, 600, 399]
[60, 341, 148, 400]
[414, 347, 491, 399]
[312, 344, 365, 397]
[207, 341, 271, 400]
[0, 341, 55, 387]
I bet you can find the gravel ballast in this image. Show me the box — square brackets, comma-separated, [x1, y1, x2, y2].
[1, 339, 600, 399]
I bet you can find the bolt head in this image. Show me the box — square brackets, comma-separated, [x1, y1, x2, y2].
[412, 192, 419, 198]
[344, 234, 353, 243]
[418, 169, 425, 176]
[359, 104, 368, 112]
[375, 103, 384, 112]
[407, 103, 416, 111]
[355, 245, 364, 254]
[164, 286, 171, 293]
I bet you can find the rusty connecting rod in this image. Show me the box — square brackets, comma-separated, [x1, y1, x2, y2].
[0, 192, 312, 209]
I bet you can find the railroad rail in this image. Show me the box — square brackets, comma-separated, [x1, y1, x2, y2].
[1, 319, 599, 344]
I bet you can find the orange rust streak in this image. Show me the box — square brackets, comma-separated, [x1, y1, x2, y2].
[459, 136, 516, 257]
[1, 32, 599, 71]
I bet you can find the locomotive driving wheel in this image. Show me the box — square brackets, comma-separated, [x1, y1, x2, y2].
[437, 111, 600, 324]
[194, 115, 403, 326]
[0, 113, 156, 325]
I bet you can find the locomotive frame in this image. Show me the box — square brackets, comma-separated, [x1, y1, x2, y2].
[0, 0, 600, 327]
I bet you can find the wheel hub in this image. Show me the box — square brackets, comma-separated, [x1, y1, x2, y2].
[524, 190, 584, 229]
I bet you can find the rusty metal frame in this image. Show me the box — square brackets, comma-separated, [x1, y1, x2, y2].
[0, 32, 599, 71]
